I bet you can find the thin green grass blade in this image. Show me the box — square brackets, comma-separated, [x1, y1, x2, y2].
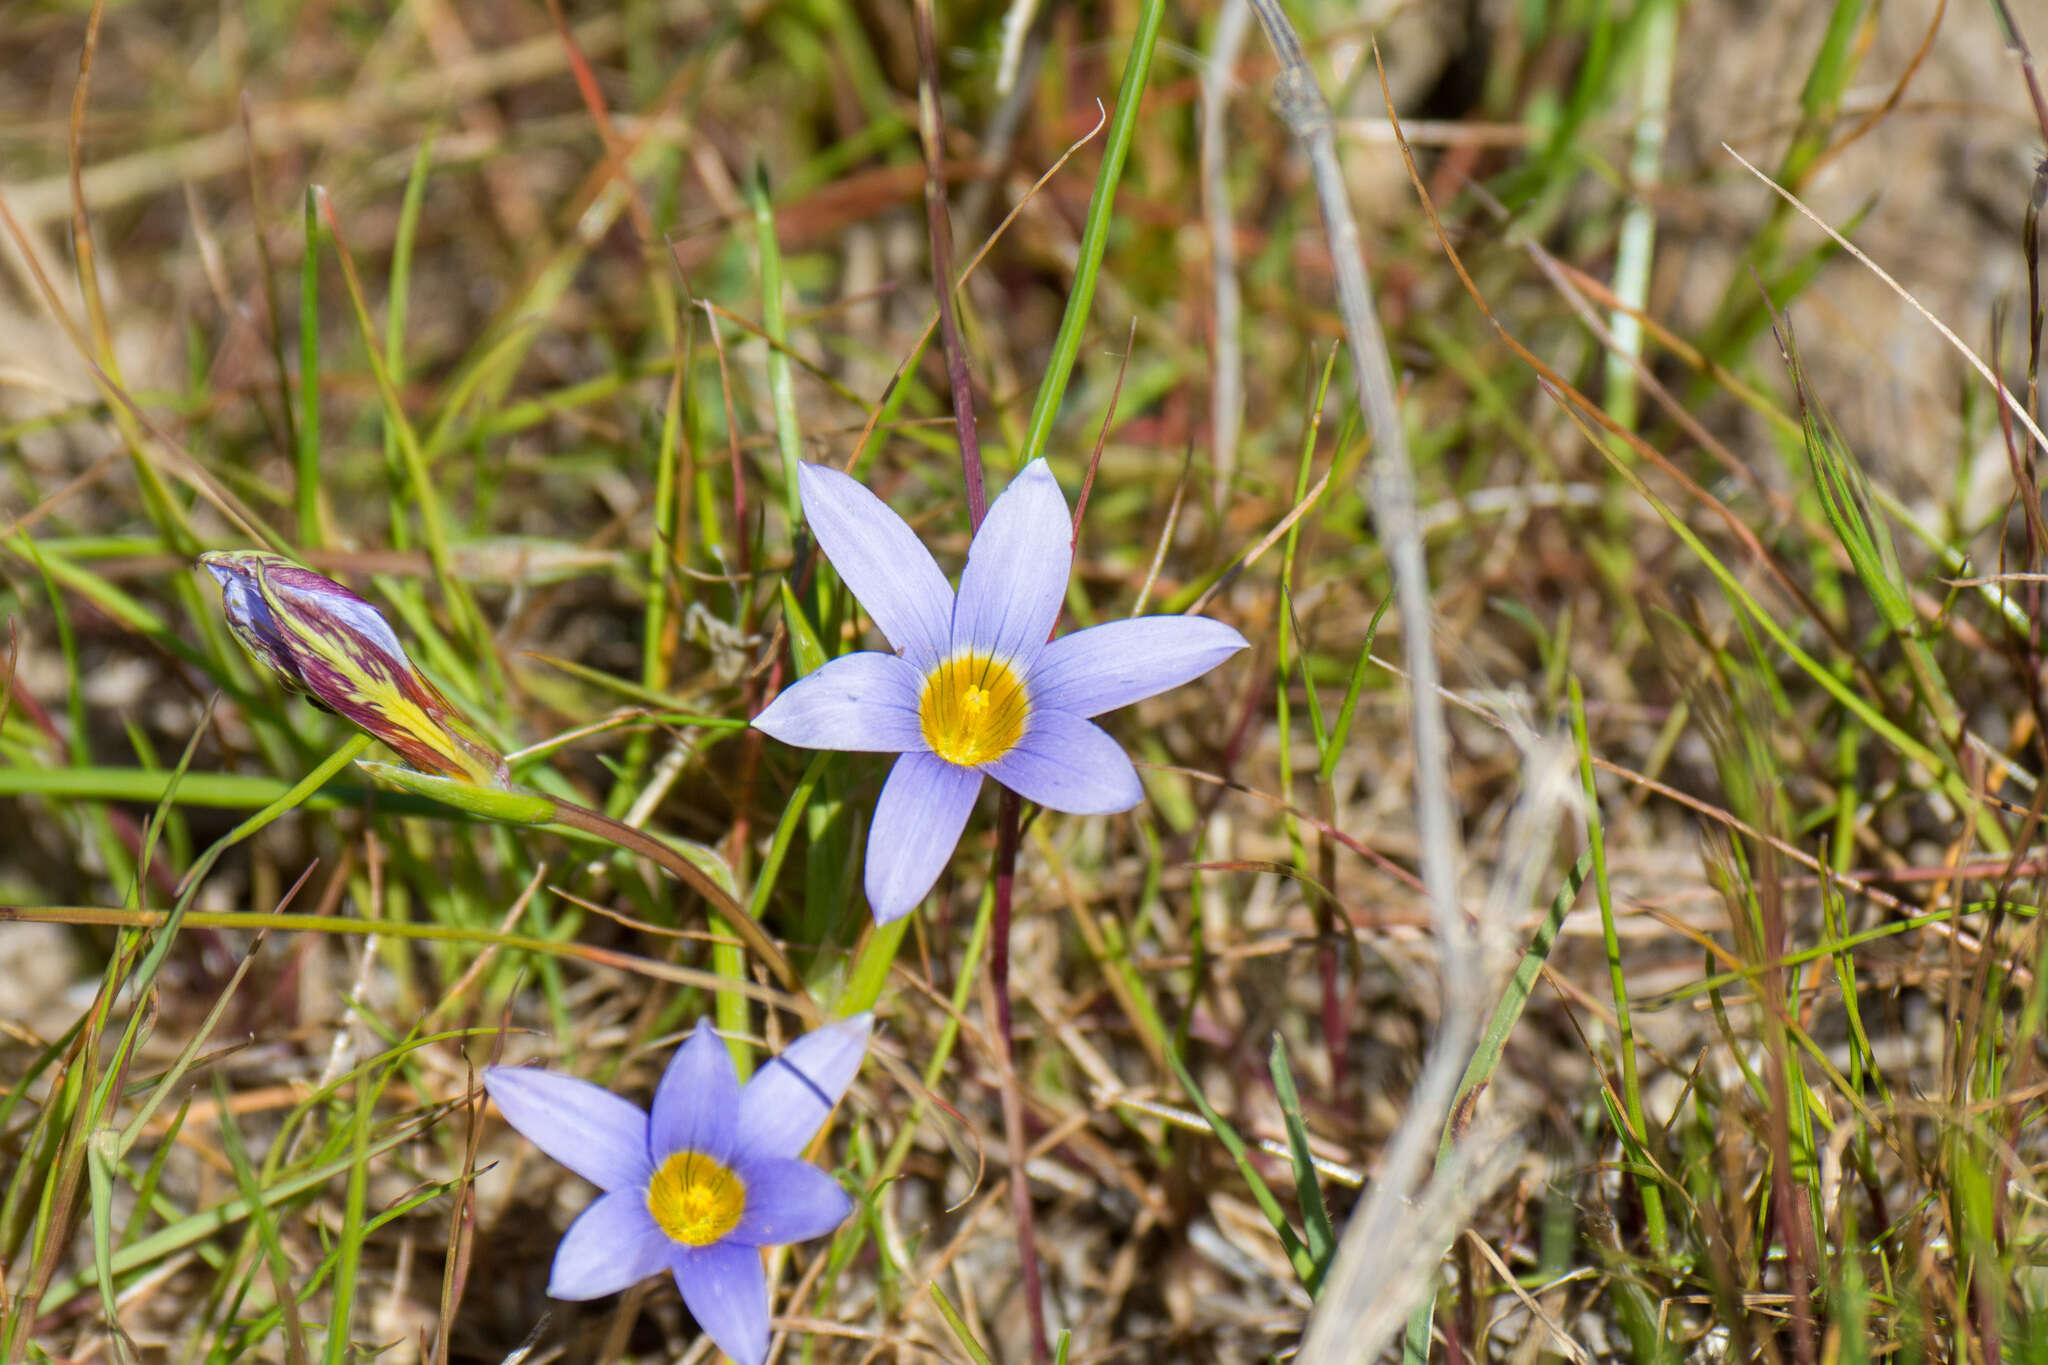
[297, 188, 322, 548]
[85, 1129, 124, 1357]
[752, 164, 804, 530]
[780, 579, 829, 678]
[1268, 1033, 1335, 1286]
[1317, 594, 1390, 786]
[117, 1094, 186, 1247]
[928, 1282, 997, 1365]
[382, 130, 437, 550]
[1570, 675, 1666, 1254]
[37, 1115, 429, 1313]
[1160, 1042, 1316, 1287]
[1017, 0, 1169, 466]
[214, 1074, 313, 1365]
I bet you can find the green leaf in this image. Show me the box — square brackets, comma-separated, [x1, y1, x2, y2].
[780, 578, 828, 678]
[1267, 1033, 1335, 1289]
[1161, 1043, 1317, 1288]
[355, 761, 558, 825]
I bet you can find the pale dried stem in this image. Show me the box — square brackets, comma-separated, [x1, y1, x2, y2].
[1240, 6, 1478, 1360]
[1201, 0, 1252, 507]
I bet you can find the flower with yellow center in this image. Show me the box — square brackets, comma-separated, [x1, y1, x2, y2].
[482, 1015, 873, 1365]
[753, 458, 1250, 924]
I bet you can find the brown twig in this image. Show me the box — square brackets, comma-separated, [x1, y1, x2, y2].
[914, 0, 986, 528]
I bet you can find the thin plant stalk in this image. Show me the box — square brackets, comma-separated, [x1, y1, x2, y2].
[914, 0, 985, 526]
[915, 0, 1042, 1351]
[1241, 8, 1473, 1361]
[546, 798, 803, 1003]
[988, 786, 1048, 1365]
[1201, 0, 1252, 507]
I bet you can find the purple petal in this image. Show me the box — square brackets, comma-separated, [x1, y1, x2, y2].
[261, 560, 415, 667]
[1028, 615, 1249, 717]
[751, 651, 926, 753]
[546, 1191, 675, 1299]
[649, 1019, 741, 1162]
[982, 710, 1142, 814]
[797, 462, 954, 670]
[735, 1014, 873, 1162]
[200, 559, 301, 688]
[864, 752, 981, 923]
[951, 459, 1070, 672]
[729, 1158, 854, 1246]
[482, 1066, 653, 1192]
[674, 1240, 770, 1365]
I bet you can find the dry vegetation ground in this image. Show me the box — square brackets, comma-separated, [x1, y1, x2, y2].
[7, 0, 2048, 1361]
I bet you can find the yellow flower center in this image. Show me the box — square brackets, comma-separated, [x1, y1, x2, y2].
[646, 1151, 746, 1246]
[918, 653, 1028, 766]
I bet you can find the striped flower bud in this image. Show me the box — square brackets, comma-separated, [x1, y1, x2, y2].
[198, 550, 510, 790]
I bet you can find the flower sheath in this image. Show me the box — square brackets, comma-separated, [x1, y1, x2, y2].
[752, 459, 1248, 923]
[198, 550, 509, 789]
[482, 1016, 872, 1365]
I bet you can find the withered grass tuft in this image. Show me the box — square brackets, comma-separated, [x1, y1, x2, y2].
[5, 1, 2048, 1361]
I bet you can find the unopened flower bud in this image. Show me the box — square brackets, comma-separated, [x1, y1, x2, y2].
[198, 550, 510, 789]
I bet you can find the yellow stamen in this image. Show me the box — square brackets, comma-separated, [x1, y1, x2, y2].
[918, 653, 1028, 766]
[646, 1151, 746, 1246]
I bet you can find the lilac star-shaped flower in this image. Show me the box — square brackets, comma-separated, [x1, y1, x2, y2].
[752, 458, 1248, 923]
[482, 1016, 871, 1365]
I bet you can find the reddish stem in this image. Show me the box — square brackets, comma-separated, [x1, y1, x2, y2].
[912, 0, 984, 531]
[989, 787, 1049, 1365]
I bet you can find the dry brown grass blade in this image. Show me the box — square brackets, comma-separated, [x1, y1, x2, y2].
[913, 0, 986, 528]
[540, 0, 659, 253]
[1201, 0, 1252, 507]
[839, 100, 1108, 478]
[5, 8, 668, 229]
[66, 0, 118, 378]
[1722, 142, 2048, 457]
[0, 186, 281, 547]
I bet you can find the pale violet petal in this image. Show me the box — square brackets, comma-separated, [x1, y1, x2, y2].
[798, 462, 953, 670]
[675, 1240, 771, 1365]
[982, 710, 1142, 814]
[547, 1191, 675, 1299]
[262, 561, 414, 666]
[951, 459, 1070, 672]
[482, 1066, 652, 1192]
[1027, 615, 1249, 717]
[649, 1019, 740, 1162]
[750, 652, 925, 753]
[734, 1014, 873, 1162]
[864, 752, 981, 923]
[729, 1159, 853, 1246]
[203, 565, 299, 686]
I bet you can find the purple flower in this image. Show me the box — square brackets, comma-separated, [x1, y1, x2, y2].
[752, 459, 1248, 923]
[197, 550, 509, 789]
[482, 1015, 872, 1365]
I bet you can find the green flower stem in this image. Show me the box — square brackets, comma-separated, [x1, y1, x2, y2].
[547, 798, 805, 1003]
[838, 914, 911, 1018]
[354, 761, 806, 1006]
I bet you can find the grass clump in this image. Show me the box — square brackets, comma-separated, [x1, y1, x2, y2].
[6, 1, 2048, 1361]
